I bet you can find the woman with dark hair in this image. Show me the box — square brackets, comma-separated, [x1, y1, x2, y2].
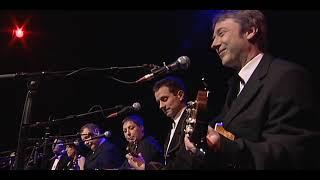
[64, 144, 85, 170]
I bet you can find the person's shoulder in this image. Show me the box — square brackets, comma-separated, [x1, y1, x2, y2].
[270, 56, 308, 73]
[144, 136, 161, 145]
[260, 54, 312, 85]
[264, 55, 314, 88]
[142, 136, 162, 151]
[102, 139, 118, 149]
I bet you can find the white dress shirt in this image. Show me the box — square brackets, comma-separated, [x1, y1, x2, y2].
[51, 155, 62, 170]
[238, 53, 264, 95]
[165, 106, 186, 157]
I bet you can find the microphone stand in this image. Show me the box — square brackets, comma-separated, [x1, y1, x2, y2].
[40, 126, 51, 170]
[25, 131, 82, 170]
[24, 141, 41, 170]
[13, 80, 39, 170]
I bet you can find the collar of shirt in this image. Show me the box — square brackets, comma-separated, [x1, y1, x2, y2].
[51, 156, 61, 170]
[165, 106, 187, 160]
[238, 53, 264, 85]
[56, 154, 62, 159]
[172, 106, 186, 129]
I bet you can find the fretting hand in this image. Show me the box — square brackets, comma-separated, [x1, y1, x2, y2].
[126, 153, 145, 170]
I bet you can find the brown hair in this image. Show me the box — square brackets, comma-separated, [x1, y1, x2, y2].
[212, 10, 267, 52]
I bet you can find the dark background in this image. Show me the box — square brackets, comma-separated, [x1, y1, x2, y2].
[0, 10, 319, 158]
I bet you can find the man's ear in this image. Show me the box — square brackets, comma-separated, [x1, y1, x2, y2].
[177, 90, 185, 101]
[246, 26, 258, 40]
[93, 128, 100, 136]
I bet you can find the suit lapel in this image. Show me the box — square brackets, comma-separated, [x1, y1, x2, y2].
[164, 133, 170, 154]
[223, 54, 273, 128]
[166, 110, 187, 155]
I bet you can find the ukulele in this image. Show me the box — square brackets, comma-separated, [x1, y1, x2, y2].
[126, 140, 138, 157]
[184, 78, 210, 152]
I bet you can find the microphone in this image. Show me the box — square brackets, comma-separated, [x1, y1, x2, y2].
[53, 140, 80, 150]
[61, 140, 81, 146]
[83, 131, 112, 141]
[106, 102, 141, 118]
[135, 56, 190, 83]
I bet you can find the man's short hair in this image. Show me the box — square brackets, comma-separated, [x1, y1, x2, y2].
[80, 123, 103, 135]
[122, 115, 144, 127]
[212, 10, 267, 52]
[152, 76, 188, 101]
[52, 139, 65, 150]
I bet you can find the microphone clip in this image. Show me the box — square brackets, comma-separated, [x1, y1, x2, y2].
[135, 56, 190, 84]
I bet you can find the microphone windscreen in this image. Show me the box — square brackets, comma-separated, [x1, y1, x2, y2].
[104, 131, 112, 138]
[177, 56, 190, 70]
[132, 102, 141, 111]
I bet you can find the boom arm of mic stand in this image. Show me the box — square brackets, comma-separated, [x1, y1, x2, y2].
[51, 105, 123, 123]
[23, 105, 123, 128]
[0, 64, 155, 80]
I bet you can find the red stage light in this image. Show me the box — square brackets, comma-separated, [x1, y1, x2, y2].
[14, 27, 24, 38]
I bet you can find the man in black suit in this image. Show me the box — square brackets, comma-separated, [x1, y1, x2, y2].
[80, 123, 122, 170]
[127, 76, 194, 170]
[48, 139, 69, 170]
[185, 10, 320, 169]
[120, 115, 163, 170]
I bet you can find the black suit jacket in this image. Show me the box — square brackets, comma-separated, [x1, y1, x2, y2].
[48, 153, 70, 170]
[209, 54, 320, 169]
[84, 139, 123, 170]
[163, 109, 194, 170]
[120, 136, 163, 169]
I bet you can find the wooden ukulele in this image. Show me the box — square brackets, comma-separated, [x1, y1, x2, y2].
[126, 140, 138, 157]
[184, 78, 210, 151]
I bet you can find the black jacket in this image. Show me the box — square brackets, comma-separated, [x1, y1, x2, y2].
[208, 54, 320, 169]
[163, 110, 194, 170]
[84, 139, 123, 170]
[120, 136, 163, 169]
